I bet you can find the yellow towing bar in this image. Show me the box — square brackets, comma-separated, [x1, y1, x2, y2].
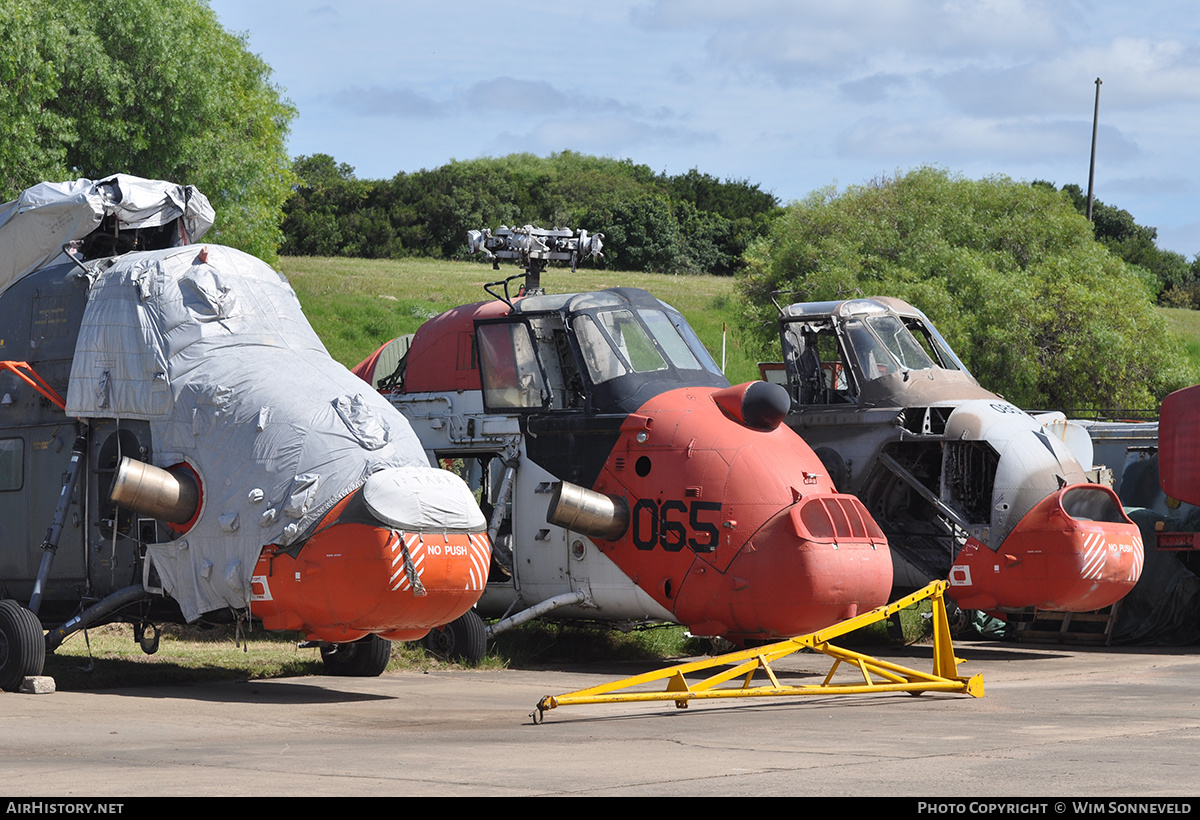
[532, 581, 983, 722]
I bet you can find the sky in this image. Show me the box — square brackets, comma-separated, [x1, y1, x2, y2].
[206, 0, 1200, 258]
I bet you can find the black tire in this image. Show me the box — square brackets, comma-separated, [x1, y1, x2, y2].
[0, 600, 45, 692]
[320, 634, 392, 677]
[423, 609, 487, 665]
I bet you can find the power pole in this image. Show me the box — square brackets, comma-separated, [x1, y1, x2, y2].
[1087, 77, 1102, 222]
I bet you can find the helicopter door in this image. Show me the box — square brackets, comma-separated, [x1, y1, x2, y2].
[0, 426, 84, 593]
[475, 321, 549, 412]
[0, 435, 31, 585]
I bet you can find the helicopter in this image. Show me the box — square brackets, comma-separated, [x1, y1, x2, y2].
[0, 176, 489, 691]
[353, 226, 893, 652]
[763, 295, 1143, 614]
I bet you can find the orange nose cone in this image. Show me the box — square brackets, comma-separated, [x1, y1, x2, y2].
[250, 523, 491, 643]
[673, 494, 893, 642]
[949, 484, 1143, 612]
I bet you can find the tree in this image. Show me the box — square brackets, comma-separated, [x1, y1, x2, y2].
[278, 151, 780, 274]
[1045, 182, 1196, 302]
[740, 167, 1195, 410]
[0, 0, 296, 262]
[0, 2, 71, 194]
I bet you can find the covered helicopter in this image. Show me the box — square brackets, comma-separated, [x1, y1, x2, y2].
[0, 176, 488, 691]
[353, 226, 893, 653]
[764, 296, 1143, 614]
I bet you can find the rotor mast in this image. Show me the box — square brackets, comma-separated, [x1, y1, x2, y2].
[467, 225, 604, 303]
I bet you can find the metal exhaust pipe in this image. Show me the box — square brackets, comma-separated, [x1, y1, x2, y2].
[109, 457, 200, 524]
[546, 481, 629, 541]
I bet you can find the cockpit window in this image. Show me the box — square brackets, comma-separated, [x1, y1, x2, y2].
[869, 315, 935, 371]
[845, 315, 935, 380]
[573, 314, 630, 382]
[574, 309, 667, 383]
[664, 311, 724, 376]
[572, 306, 724, 387]
[641, 309, 701, 370]
[905, 319, 962, 371]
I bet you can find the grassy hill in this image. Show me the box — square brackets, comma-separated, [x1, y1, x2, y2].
[279, 256, 764, 385]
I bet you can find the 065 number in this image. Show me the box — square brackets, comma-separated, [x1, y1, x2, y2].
[631, 499, 722, 553]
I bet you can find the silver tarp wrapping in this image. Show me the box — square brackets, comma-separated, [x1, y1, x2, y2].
[0, 175, 214, 296]
[64, 243, 443, 620]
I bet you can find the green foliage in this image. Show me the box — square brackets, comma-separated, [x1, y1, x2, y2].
[740, 167, 1195, 410]
[0, 1, 72, 193]
[0, 0, 296, 263]
[1046, 181, 1199, 305]
[280, 152, 780, 276]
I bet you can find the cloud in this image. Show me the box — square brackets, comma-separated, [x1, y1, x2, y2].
[839, 73, 910, 104]
[490, 116, 719, 157]
[332, 76, 676, 123]
[332, 85, 451, 118]
[934, 38, 1200, 118]
[836, 116, 1138, 164]
[464, 78, 663, 119]
[634, 0, 1064, 85]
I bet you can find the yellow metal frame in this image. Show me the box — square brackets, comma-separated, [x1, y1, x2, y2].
[532, 581, 983, 722]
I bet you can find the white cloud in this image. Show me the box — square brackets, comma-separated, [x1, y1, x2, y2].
[491, 116, 719, 158]
[837, 117, 1138, 163]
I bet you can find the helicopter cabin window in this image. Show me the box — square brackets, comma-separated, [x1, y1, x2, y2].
[0, 438, 22, 491]
[903, 318, 962, 371]
[573, 314, 634, 383]
[663, 310, 725, 376]
[598, 309, 667, 374]
[866, 315, 935, 372]
[842, 315, 937, 382]
[574, 308, 698, 385]
[639, 309, 702, 371]
[781, 320, 854, 404]
[476, 322, 547, 410]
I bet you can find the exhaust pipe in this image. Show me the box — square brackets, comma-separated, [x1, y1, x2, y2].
[546, 481, 629, 541]
[109, 457, 200, 524]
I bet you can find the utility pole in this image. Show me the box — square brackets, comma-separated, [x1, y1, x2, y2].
[1087, 77, 1102, 221]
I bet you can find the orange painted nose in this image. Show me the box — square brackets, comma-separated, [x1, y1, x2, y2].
[948, 484, 1143, 612]
[250, 522, 491, 643]
[672, 493, 893, 643]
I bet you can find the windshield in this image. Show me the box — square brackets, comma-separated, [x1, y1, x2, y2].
[572, 306, 719, 386]
[844, 315, 935, 380]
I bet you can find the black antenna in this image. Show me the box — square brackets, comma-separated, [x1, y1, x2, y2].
[1087, 77, 1102, 222]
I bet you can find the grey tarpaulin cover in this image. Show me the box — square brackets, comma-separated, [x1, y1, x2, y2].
[63, 243, 482, 620]
[0, 175, 214, 296]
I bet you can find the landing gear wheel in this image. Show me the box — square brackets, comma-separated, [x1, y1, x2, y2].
[423, 610, 487, 665]
[0, 600, 46, 692]
[320, 634, 393, 677]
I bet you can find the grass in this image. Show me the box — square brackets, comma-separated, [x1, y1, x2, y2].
[280, 256, 763, 385]
[44, 622, 503, 690]
[1160, 306, 1200, 374]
